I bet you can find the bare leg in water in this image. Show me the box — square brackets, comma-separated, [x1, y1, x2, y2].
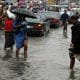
[16, 48, 20, 58]
[70, 56, 75, 70]
[24, 39, 28, 58]
[16, 39, 28, 59]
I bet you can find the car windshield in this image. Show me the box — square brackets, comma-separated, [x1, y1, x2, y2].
[25, 14, 45, 23]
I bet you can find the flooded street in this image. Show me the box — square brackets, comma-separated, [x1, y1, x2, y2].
[0, 25, 80, 80]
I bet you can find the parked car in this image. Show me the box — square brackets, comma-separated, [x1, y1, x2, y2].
[71, 8, 80, 15]
[25, 15, 50, 37]
[40, 11, 60, 28]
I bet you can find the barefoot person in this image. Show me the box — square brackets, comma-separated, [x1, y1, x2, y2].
[13, 15, 28, 59]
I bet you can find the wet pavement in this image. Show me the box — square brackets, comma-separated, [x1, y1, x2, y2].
[0, 25, 80, 80]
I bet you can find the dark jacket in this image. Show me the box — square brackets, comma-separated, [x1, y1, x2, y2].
[60, 13, 69, 21]
[71, 22, 80, 53]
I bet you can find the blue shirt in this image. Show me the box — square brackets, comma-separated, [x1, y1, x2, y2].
[60, 13, 69, 21]
[13, 19, 27, 38]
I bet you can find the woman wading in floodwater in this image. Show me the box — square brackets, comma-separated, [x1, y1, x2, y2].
[13, 15, 28, 59]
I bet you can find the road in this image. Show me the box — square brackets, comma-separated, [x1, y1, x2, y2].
[0, 25, 80, 80]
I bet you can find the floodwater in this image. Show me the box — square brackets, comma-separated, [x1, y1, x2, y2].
[0, 25, 80, 80]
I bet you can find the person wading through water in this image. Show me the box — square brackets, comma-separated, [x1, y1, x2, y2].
[13, 15, 28, 59]
[69, 15, 80, 70]
[4, 12, 14, 50]
[60, 10, 69, 37]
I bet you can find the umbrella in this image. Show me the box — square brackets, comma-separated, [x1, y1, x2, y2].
[11, 8, 37, 19]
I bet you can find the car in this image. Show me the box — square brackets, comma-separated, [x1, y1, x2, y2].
[25, 14, 50, 37]
[71, 8, 80, 15]
[40, 11, 60, 28]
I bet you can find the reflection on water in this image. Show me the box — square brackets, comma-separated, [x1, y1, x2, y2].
[9, 58, 30, 77]
[0, 49, 37, 80]
[2, 50, 13, 61]
[68, 69, 80, 80]
[69, 70, 76, 80]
